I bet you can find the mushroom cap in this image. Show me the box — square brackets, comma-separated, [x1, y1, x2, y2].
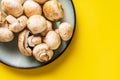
[0, 27, 14, 42]
[23, 0, 42, 17]
[6, 15, 28, 33]
[43, 0, 64, 21]
[44, 31, 61, 50]
[33, 0, 47, 4]
[1, 0, 23, 17]
[41, 20, 53, 36]
[27, 15, 47, 34]
[18, 29, 32, 56]
[58, 22, 73, 41]
[33, 43, 54, 62]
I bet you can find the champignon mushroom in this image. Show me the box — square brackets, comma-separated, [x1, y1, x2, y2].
[41, 20, 53, 36]
[33, 0, 47, 4]
[23, 0, 42, 17]
[43, 0, 64, 21]
[27, 15, 47, 34]
[58, 22, 73, 41]
[44, 31, 61, 50]
[27, 35, 42, 47]
[18, 29, 32, 56]
[0, 22, 14, 42]
[33, 43, 54, 62]
[6, 15, 28, 33]
[1, 0, 23, 17]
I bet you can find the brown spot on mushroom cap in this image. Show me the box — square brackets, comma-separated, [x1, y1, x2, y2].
[43, 0, 64, 21]
[58, 22, 73, 41]
[33, 0, 47, 4]
[1, 0, 23, 17]
[33, 43, 54, 62]
[18, 29, 32, 56]
[27, 15, 47, 34]
[44, 31, 61, 50]
[23, 0, 42, 17]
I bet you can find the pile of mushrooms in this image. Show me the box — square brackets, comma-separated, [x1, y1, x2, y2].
[0, 0, 73, 62]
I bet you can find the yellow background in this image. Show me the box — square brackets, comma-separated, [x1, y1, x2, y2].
[0, 0, 120, 80]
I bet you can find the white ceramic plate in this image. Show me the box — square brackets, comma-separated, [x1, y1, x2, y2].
[0, 0, 76, 69]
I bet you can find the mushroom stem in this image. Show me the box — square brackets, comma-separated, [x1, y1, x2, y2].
[39, 52, 49, 62]
[27, 35, 42, 47]
[33, 43, 54, 62]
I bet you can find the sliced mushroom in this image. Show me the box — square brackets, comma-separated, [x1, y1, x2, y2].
[44, 31, 61, 50]
[41, 20, 53, 36]
[18, 29, 32, 56]
[43, 0, 64, 21]
[23, 0, 42, 17]
[58, 22, 73, 41]
[33, 0, 47, 4]
[0, 22, 14, 42]
[27, 35, 42, 47]
[33, 43, 54, 62]
[1, 0, 23, 17]
[6, 15, 28, 33]
[27, 15, 47, 34]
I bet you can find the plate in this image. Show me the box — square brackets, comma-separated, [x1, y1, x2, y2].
[0, 0, 76, 69]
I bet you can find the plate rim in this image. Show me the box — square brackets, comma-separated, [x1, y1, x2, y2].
[0, 0, 76, 69]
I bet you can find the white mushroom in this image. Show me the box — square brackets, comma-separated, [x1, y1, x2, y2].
[58, 22, 73, 41]
[27, 15, 47, 34]
[33, 43, 54, 62]
[44, 31, 61, 50]
[23, 0, 42, 17]
[6, 15, 28, 33]
[0, 22, 14, 42]
[33, 0, 47, 4]
[43, 0, 64, 21]
[27, 35, 42, 47]
[18, 29, 32, 56]
[1, 0, 23, 17]
[41, 20, 53, 36]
